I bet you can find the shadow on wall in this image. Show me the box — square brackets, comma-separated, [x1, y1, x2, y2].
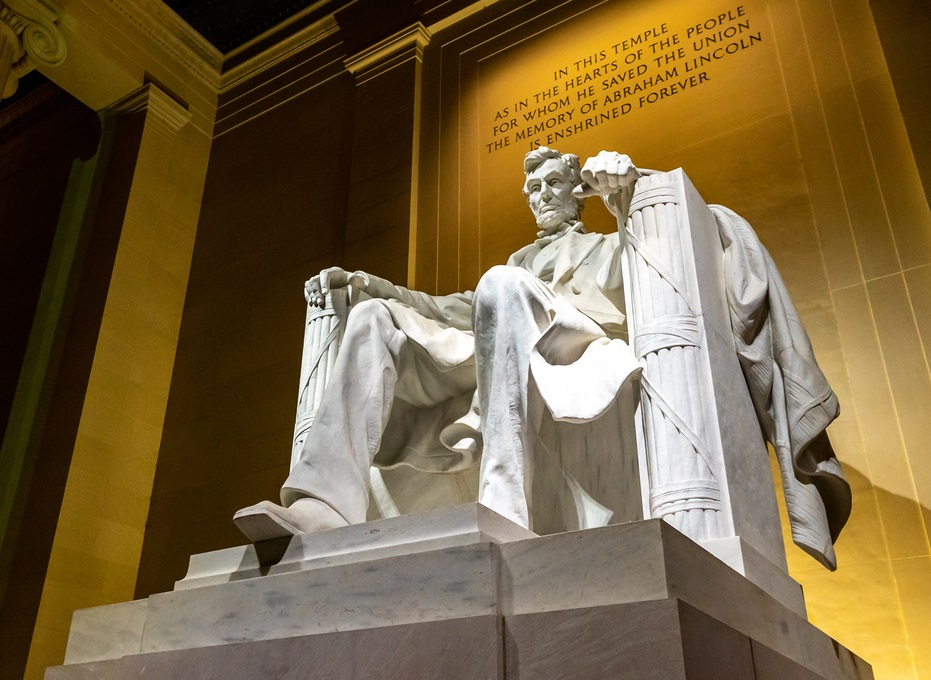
[774, 461, 931, 680]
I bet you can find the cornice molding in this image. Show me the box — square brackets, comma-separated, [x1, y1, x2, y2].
[344, 22, 431, 78]
[105, 0, 222, 88]
[32, 0, 495, 131]
[220, 14, 340, 93]
[0, 0, 66, 98]
[105, 82, 192, 141]
[425, 0, 502, 35]
[224, 0, 337, 64]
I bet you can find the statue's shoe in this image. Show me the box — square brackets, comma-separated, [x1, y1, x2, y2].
[233, 498, 348, 542]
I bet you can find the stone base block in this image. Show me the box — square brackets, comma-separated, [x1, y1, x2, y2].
[506, 599, 819, 679]
[51, 616, 501, 680]
[176, 502, 536, 591]
[50, 507, 872, 680]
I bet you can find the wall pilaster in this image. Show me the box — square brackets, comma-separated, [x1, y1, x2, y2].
[24, 82, 210, 679]
[342, 23, 431, 287]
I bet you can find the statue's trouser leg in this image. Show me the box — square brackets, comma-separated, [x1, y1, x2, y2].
[282, 299, 475, 524]
[473, 266, 559, 530]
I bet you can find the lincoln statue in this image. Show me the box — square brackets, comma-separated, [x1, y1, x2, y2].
[234, 148, 850, 572]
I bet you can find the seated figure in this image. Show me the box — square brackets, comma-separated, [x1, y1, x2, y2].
[235, 148, 850, 571]
[235, 148, 643, 539]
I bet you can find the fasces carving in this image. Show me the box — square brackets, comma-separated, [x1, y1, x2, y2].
[235, 149, 851, 571]
[0, 0, 65, 99]
[624, 174, 725, 541]
[291, 287, 350, 470]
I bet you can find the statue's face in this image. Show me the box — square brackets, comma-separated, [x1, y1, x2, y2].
[524, 158, 579, 235]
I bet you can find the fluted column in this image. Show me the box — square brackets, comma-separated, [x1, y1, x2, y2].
[625, 174, 727, 543]
[0, 0, 65, 100]
[291, 288, 350, 469]
[623, 169, 788, 571]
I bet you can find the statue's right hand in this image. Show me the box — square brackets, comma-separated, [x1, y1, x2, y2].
[573, 151, 641, 199]
[304, 267, 368, 308]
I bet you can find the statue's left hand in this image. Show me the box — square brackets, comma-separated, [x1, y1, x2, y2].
[304, 267, 369, 308]
[572, 151, 641, 199]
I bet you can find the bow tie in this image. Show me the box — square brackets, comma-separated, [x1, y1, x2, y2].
[535, 220, 587, 247]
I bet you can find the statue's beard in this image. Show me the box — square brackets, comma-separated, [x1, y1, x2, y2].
[536, 206, 578, 235]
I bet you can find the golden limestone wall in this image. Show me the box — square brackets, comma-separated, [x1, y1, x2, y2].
[5, 3, 217, 679]
[23, 93, 211, 680]
[418, 1, 931, 677]
[9, 1, 928, 679]
[134, 64, 359, 602]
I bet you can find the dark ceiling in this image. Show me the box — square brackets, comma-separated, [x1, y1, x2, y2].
[163, 0, 472, 57]
[163, 0, 331, 53]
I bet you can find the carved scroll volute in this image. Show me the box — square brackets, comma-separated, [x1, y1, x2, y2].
[623, 171, 728, 543]
[0, 0, 66, 99]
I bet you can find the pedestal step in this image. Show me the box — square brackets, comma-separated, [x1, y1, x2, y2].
[50, 507, 871, 680]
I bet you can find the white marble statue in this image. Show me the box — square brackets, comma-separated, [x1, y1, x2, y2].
[234, 148, 851, 570]
[235, 149, 640, 535]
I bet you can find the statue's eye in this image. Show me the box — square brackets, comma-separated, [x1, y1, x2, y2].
[550, 178, 562, 186]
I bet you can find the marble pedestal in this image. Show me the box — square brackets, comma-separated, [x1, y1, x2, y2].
[48, 505, 871, 680]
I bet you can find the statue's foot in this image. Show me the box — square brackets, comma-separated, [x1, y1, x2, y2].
[233, 498, 348, 542]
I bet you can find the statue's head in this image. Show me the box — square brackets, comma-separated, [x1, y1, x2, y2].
[523, 147, 584, 235]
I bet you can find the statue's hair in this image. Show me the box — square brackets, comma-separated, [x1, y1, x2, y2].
[522, 146, 584, 216]
[522, 147, 583, 188]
